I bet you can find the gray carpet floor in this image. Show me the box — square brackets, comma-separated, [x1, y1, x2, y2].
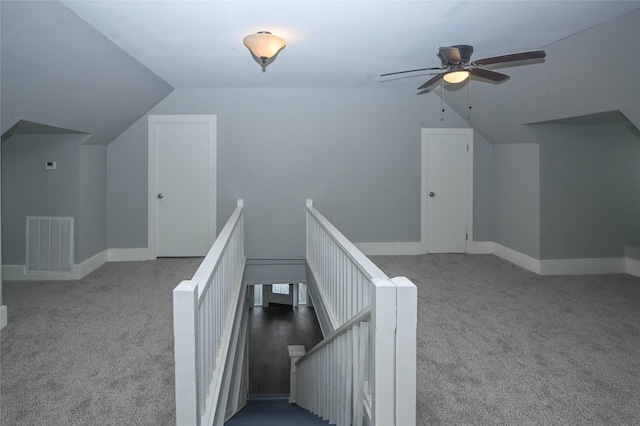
[1, 254, 639, 425]
[1, 258, 202, 426]
[370, 254, 640, 425]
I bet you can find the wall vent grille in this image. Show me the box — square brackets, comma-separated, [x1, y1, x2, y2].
[26, 216, 74, 274]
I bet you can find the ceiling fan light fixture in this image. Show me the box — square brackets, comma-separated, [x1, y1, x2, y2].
[443, 70, 470, 84]
[243, 31, 286, 65]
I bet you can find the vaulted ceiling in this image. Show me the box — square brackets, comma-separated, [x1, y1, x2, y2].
[2, 1, 639, 146]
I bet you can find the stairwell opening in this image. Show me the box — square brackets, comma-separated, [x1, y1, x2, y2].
[246, 283, 323, 397]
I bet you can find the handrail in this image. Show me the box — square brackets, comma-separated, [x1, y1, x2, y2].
[298, 199, 417, 426]
[174, 199, 246, 426]
[297, 307, 371, 363]
[306, 199, 388, 282]
[305, 199, 392, 329]
[192, 200, 244, 299]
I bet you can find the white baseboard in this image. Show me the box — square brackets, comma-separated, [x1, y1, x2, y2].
[354, 242, 422, 256]
[540, 257, 626, 276]
[2, 265, 27, 281]
[2, 250, 109, 281]
[491, 242, 541, 274]
[2, 264, 76, 281]
[626, 257, 640, 278]
[1, 305, 7, 330]
[107, 248, 149, 262]
[467, 241, 493, 254]
[76, 250, 108, 279]
[356, 240, 492, 256]
[1, 248, 149, 282]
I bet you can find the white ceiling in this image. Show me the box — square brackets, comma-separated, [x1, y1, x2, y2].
[61, 1, 640, 90]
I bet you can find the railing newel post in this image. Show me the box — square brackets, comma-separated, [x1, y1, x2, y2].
[173, 280, 199, 426]
[392, 277, 417, 426]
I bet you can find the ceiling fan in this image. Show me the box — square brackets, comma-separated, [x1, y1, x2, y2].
[381, 45, 546, 94]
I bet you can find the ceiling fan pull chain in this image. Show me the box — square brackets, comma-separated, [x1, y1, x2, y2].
[467, 78, 472, 119]
[440, 79, 445, 121]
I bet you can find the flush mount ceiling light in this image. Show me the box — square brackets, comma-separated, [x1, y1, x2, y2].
[442, 70, 470, 84]
[243, 31, 286, 70]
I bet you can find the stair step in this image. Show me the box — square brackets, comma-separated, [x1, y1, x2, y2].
[225, 395, 331, 426]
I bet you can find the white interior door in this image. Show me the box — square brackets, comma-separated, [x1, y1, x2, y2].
[148, 115, 216, 258]
[421, 129, 472, 253]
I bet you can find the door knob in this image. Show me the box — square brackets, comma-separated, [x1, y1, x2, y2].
[429, 192, 435, 197]
[157, 193, 164, 199]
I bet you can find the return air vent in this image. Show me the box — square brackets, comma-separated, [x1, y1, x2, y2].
[26, 216, 74, 274]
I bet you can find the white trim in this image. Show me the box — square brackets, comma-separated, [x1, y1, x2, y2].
[148, 115, 217, 260]
[392, 276, 417, 426]
[2, 265, 76, 281]
[2, 250, 108, 281]
[421, 128, 474, 254]
[491, 242, 541, 274]
[2, 265, 26, 281]
[626, 257, 640, 278]
[354, 242, 422, 256]
[76, 250, 108, 279]
[1, 305, 7, 330]
[540, 257, 625, 276]
[107, 248, 149, 262]
[466, 241, 493, 254]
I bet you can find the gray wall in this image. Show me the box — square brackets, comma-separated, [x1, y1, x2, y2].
[391, 9, 640, 261]
[473, 131, 493, 241]
[107, 87, 493, 258]
[492, 143, 540, 258]
[78, 146, 107, 263]
[536, 124, 640, 259]
[1, 141, 3, 304]
[2, 134, 82, 265]
[1, 134, 107, 265]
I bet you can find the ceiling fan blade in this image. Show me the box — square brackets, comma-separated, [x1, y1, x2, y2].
[473, 49, 546, 66]
[417, 74, 443, 90]
[416, 89, 431, 95]
[438, 46, 462, 63]
[470, 67, 510, 82]
[380, 67, 442, 77]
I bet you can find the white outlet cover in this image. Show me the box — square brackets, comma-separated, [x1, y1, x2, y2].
[45, 161, 57, 170]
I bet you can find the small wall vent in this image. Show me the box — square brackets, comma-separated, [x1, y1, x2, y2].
[26, 216, 74, 274]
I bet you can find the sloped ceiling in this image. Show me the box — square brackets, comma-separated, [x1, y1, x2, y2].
[0, 1, 173, 145]
[442, 7, 640, 143]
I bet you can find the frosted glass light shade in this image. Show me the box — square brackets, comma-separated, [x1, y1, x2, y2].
[443, 70, 470, 84]
[243, 31, 286, 64]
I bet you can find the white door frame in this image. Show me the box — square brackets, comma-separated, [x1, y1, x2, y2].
[148, 115, 217, 260]
[421, 128, 474, 254]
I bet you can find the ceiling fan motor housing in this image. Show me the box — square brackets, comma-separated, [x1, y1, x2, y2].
[453, 45, 474, 63]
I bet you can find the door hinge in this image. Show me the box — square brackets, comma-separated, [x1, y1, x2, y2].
[466, 233, 468, 241]
[467, 144, 469, 152]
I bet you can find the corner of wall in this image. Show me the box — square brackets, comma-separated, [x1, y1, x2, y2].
[1, 305, 7, 330]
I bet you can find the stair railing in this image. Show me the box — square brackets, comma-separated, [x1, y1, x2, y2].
[173, 200, 246, 426]
[294, 307, 371, 426]
[297, 200, 417, 426]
